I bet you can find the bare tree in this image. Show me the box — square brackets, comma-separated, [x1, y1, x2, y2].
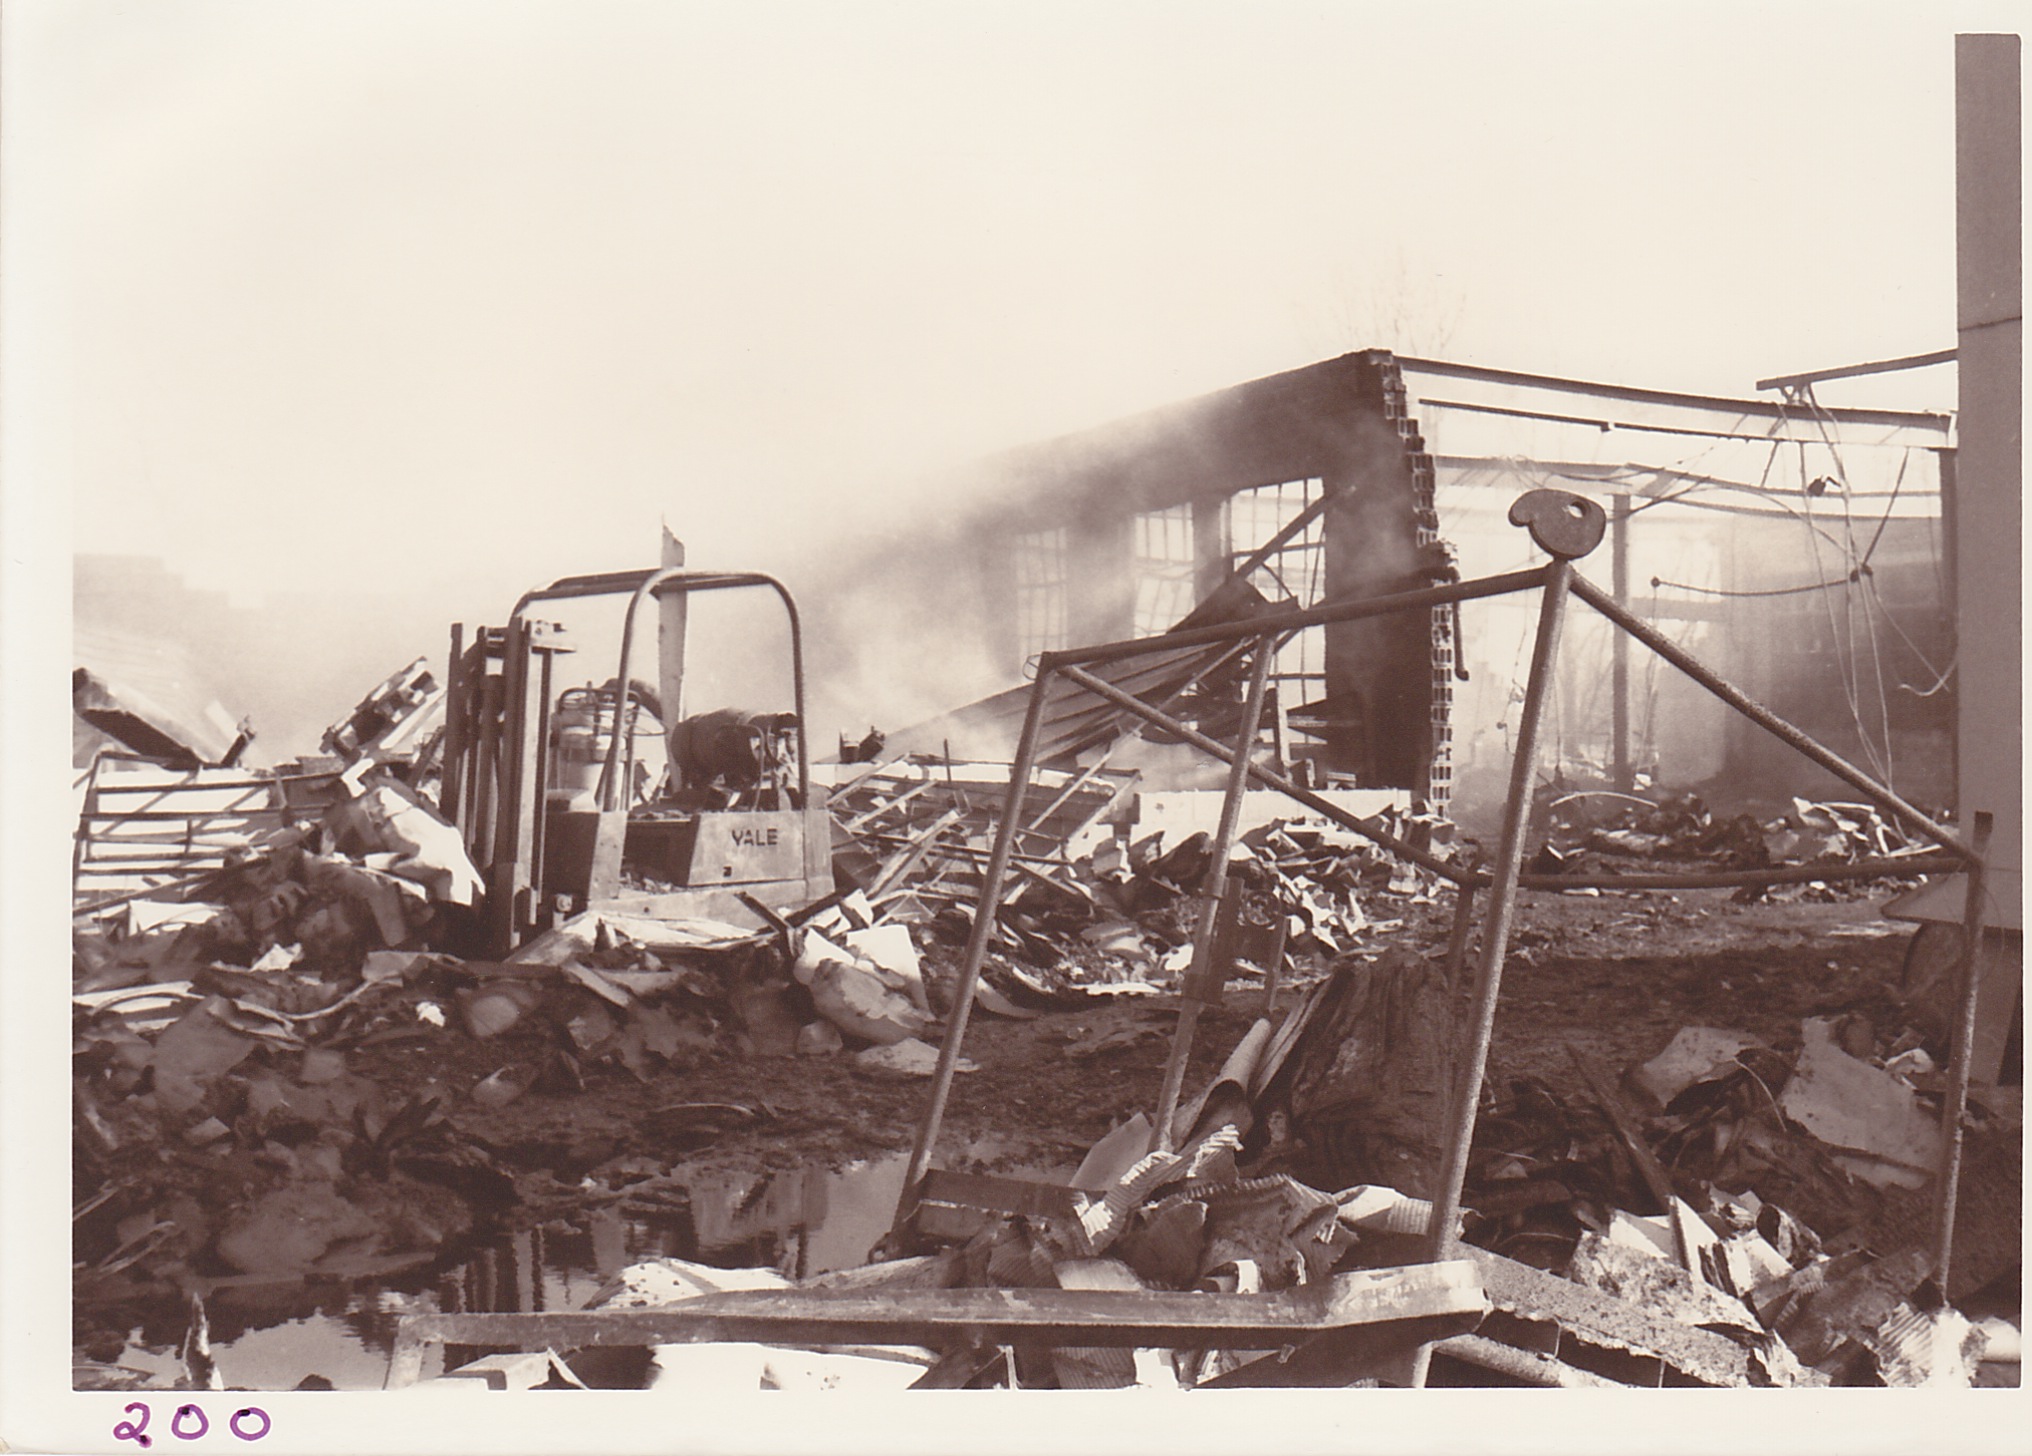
[1302, 249, 1466, 359]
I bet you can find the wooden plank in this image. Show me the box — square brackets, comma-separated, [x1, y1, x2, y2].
[75, 862, 228, 876]
[837, 776, 941, 832]
[89, 777, 305, 795]
[866, 807, 967, 899]
[1564, 1043, 1686, 1264]
[73, 755, 102, 888]
[392, 1261, 1486, 1360]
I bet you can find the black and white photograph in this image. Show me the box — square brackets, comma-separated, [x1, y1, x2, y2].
[2, 4, 2024, 1452]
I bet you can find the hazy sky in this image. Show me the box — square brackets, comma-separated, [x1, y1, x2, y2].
[5, 2, 2006, 616]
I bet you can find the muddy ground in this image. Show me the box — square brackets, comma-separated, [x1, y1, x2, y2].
[76, 876, 1969, 1386]
[495, 885, 1916, 1181]
[338, 885, 1923, 1192]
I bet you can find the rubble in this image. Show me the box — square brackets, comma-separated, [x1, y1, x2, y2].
[1777, 1017, 1944, 1190]
[69, 669, 2015, 1391]
[1528, 789, 1939, 901]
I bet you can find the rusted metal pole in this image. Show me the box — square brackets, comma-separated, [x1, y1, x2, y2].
[1611, 494, 1632, 793]
[1055, 664, 1476, 887]
[1441, 884, 1479, 994]
[1412, 559, 1575, 1386]
[897, 670, 1055, 1220]
[1936, 813, 1994, 1290]
[1431, 1334, 1625, 1388]
[1052, 568, 1551, 668]
[1152, 643, 1275, 1153]
[1571, 574, 1974, 859]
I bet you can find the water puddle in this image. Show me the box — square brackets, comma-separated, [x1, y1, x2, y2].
[99, 1143, 1069, 1390]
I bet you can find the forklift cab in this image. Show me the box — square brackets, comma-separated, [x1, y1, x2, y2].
[439, 568, 832, 954]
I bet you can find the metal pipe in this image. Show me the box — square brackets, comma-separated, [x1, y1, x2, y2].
[1041, 567, 1551, 670]
[1152, 644, 1275, 1153]
[1570, 574, 1974, 859]
[1429, 1334, 1624, 1388]
[510, 568, 780, 619]
[896, 671, 1056, 1223]
[1611, 495, 1632, 793]
[1431, 563, 1576, 1237]
[1416, 561, 1576, 1388]
[1936, 813, 1994, 1290]
[1054, 664, 1475, 887]
[1442, 885, 1479, 994]
[1514, 851, 1961, 894]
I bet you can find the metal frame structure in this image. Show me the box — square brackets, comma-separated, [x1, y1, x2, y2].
[898, 487, 1991, 1385]
[441, 568, 812, 953]
[509, 568, 811, 815]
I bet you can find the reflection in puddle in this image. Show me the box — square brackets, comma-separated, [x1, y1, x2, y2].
[107, 1145, 1068, 1390]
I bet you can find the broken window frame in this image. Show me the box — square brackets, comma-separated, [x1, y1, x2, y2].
[1221, 477, 1329, 718]
[1013, 527, 1070, 668]
[1130, 503, 1199, 637]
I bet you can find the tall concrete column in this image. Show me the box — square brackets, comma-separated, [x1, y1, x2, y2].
[1954, 34, 2021, 927]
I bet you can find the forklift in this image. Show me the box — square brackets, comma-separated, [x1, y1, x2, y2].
[437, 562, 832, 954]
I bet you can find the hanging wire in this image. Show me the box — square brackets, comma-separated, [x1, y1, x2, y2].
[1813, 391, 1903, 778]
[1787, 388, 1894, 783]
[1437, 415, 1951, 787]
[1649, 573, 1862, 598]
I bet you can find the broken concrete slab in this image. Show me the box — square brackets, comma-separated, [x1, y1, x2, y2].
[794, 931, 933, 1045]
[1566, 1232, 1761, 1334]
[795, 1020, 844, 1056]
[1778, 1017, 1944, 1190]
[854, 1037, 974, 1078]
[1466, 1246, 1767, 1387]
[324, 783, 482, 906]
[146, 997, 257, 1114]
[840, 924, 930, 1012]
[1631, 1026, 1765, 1106]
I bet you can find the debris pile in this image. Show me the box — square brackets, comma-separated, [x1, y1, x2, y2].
[1443, 1011, 2020, 1387]
[870, 795, 1447, 1016]
[379, 946, 2016, 1391]
[895, 943, 2007, 1389]
[70, 711, 2015, 1392]
[1530, 791, 1935, 897]
[826, 757, 1140, 917]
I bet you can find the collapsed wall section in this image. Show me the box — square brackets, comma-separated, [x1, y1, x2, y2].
[813, 352, 1453, 804]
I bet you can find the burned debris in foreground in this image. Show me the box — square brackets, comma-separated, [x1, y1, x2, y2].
[69, 481, 2019, 1395]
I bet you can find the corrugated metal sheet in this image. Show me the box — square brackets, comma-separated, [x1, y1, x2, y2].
[74, 624, 241, 765]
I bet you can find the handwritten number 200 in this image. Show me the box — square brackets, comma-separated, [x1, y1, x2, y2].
[113, 1402, 271, 1444]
